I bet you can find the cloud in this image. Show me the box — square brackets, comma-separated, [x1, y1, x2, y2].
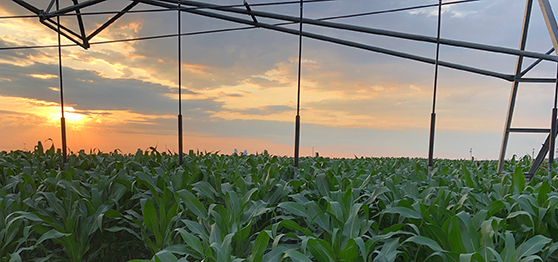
[244, 76, 289, 88]
[232, 105, 295, 115]
[0, 62, 222, 116]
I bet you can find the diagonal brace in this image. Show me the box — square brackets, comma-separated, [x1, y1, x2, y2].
[87, 1, 140, 41]
[72, 0, 90, 48]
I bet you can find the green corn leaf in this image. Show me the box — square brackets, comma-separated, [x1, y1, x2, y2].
[278, 202, 309, 219]
[249, 231, 270, 262]
[383, 207, 422, 220]
[135, 171, 160, 194]
[42, 192, 66, 219]
[177, 189, 208, 220]
[447, 216, 465, 253]
[512, 166, 525, 194]
[241, 187, 259, 207]
[537, 182, 551, 206]
[307, 238, 335, 262]
[338, 239, 360, 261]
[176, 228, 204, 257]
[154, 250, 179, 262]
[517, 235, 551, 259]
[35, 229, 71, 247]
[354, 237, 367, 262]
[284, 249, 312, 262]
[262, 246, 288, 262]
[105, 226, 142, 239]
[373, 238, 400, 262]
[343, 203, 363, 239]
[501, 232, 517, 262]
[141, 198, 162, 246]
[461, 166, 475, 188]
[181, 219, 206, 239]
[486, 201, 505, 217]
[404, 235, 444, 253]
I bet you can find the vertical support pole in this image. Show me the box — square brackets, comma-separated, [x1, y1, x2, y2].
[427, 0, 442, 183]
[178, 0, 184, 165]
[497, 0, 534, 174]
[293, 0, 303, 179]
[56, 0, 67, 167]
[549, 64, 558, 184]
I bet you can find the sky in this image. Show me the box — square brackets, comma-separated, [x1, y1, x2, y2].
[0, 0, 557, 159]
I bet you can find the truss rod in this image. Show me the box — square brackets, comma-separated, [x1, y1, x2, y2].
[521, 47, 554, 76]
[509, 128, 551, 133]
[40, 19, 86, 47]
[45, 0, 56, 13]
[519, 77, 557, 82]
[71, 0, 90, 48]
[87, 1, 140, 41]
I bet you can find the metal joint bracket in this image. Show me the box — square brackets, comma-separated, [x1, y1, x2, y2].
[243, 0, 259, 25]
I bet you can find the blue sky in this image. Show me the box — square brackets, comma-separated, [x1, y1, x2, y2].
[0, 0, 557, 159]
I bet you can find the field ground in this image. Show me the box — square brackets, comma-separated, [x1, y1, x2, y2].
[1, 142, 558, 261]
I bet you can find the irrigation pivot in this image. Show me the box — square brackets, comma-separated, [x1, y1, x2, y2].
[9, 0, 558, 178]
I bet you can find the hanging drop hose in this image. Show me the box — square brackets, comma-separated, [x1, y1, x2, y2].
[293, 0, 303, 180]
[427, 0, 442, 184]
[178, 0, 184, 165]
[549, 64, 558, 184]
[57, 0, 67, 167]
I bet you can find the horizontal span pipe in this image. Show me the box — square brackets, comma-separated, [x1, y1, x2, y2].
[171, 0, 558, 63]
[518, 77, 557, 83]
[138, 0, 514, 81]
[509, 128, 551, 133]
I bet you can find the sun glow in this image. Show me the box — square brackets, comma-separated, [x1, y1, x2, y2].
[47, 107, 88, 130]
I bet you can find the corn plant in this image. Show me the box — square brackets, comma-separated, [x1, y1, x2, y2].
[1, 143, 558, 261]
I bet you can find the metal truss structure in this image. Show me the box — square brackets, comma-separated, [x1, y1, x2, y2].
[10, 0, 558, 179]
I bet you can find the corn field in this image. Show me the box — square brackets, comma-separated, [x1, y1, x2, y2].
[1, 142, 558, 261]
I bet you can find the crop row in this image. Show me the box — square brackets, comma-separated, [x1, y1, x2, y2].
[1, 142, 557, 261]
